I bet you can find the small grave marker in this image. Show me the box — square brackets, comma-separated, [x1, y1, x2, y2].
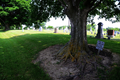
[39, 26, 42, 31]
[96, 40, 105, 55]
[22, 24, 26, 32]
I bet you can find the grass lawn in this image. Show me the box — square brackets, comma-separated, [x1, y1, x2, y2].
[0, 29, 120, 80]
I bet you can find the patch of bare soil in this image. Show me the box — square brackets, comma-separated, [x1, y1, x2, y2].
[32, 45, 120, 80]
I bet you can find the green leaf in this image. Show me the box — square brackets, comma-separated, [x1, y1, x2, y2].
[0, 6, 3, 10]
[0, 11, 9, 16]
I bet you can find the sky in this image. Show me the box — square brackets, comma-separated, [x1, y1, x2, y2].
[46, 17, 69, 27]
[46, 16, 120, 28]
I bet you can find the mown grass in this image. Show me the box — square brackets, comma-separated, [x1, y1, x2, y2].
[0, 30, 70, 80]
[0, 29, 120, 80]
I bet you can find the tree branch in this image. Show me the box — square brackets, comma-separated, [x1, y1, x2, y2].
[0, 18, 6, 26]
[58, 0, 66, 8]
[88, 0, 103, 13]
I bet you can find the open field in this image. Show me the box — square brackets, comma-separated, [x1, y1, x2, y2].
[0, 29, 120, 80]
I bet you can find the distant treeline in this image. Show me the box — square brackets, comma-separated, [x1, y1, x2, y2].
[104, 27, 120, 31]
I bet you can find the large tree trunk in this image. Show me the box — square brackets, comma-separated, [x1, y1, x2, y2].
[57, 9, 91, 62]
[0, 18, 10, 31]
[4, 24, 10, 31]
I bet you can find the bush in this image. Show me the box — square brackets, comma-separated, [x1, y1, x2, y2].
[47, 26, 53, 29]
[58, 26, 67, 30]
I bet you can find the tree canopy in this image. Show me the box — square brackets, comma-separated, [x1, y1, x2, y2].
[30, 0, 120, 62]
[31, 0, 120, 23]
[0, 0, 31, 30]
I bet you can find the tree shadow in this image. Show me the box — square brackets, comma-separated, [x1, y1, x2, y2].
[0, 33, 71, 80]
[0, 29, 11, 32]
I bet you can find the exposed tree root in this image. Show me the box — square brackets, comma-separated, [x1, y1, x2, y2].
[57, 42, 98, 75]
[57, 42, 90, 62]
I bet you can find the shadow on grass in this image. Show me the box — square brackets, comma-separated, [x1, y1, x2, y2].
[0, 33, 120, 80]
[0, 33, 70, 80]
[0, 29, 5, 32]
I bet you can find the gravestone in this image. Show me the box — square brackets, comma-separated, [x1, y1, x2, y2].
[96, 40, 105, 55]
[108, 36, 111, 40]
[22, 24, 26, 32]
[114, 31, 117, 36]
[54, 28, 58, 33]
[94, 32, 96, 35]
[39, 26, 42, 31]
[117, 31, 120, 34]
[63, 27, 68, 33]
[33, 27, 35, 30]
[90, 27, 92, 34]
[95, 22, 104, 39]
[107, 30, 114, 38]
[27, 27, 30, 30]
[91, 31, 93, 34]
[63, 29, 65, 32]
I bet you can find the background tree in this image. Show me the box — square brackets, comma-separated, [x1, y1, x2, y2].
[0, 0, 31, 30]
[40, 22, 46, 29]
[59, 26, 67, 30]
[87, 24, 96, 31]
[47, 26, 54, 29]
[30, 0, 65, 28]
[106, 27, 120, 31]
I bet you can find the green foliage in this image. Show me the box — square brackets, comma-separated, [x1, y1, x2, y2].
[59, 26, 67, 30]
[68, 26, 71, 29]
[106, 27, 120, 31]
[103, 28, 107, 31]
[89, 0, 120, 23]
[59, 26, 71, 30]
[0, 11, 9, 16]
[5, 6, 19, 11]
[30, 0, 64, 25]
[106, 66, 120, 80]
[40, 22, 46, 29]
[87, 24, 96, 31]
[47, 26, 53, 29]
[59, 26, 63, 30]
[0, 0, 31, 30]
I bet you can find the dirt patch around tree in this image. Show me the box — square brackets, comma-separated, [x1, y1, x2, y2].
[32, 45, 120, 80]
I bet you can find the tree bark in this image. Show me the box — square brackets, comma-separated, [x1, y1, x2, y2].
[0, 18, 10, 31]
[4, 24, 10, 31]
[57, 8, 91, 62]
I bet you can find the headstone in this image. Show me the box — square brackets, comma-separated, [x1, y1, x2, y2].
[114, 31, 117, 36]
[117, 31, 120, 34]
[63, 27, 69, 33]
[94, 32, 96, 35]
[107, 30, 114, 38]
[27, 27, 30, 30]
[39, 26, 42, 31]
[108, 36, 111, 40]
[91, 31, 93, 34]
[54, 28, 58, 33]
[22, 24, 26, 32]
[32, 23, 34, 27]
[33, 27, 35, 30]
[96, 40, 105, 55]
[63, 29, 65, 32]
[90, 27, 92, 33]
[95, 22, 104, 39]
[65, 27, 68, 33]
[104, 32, 106, 35]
